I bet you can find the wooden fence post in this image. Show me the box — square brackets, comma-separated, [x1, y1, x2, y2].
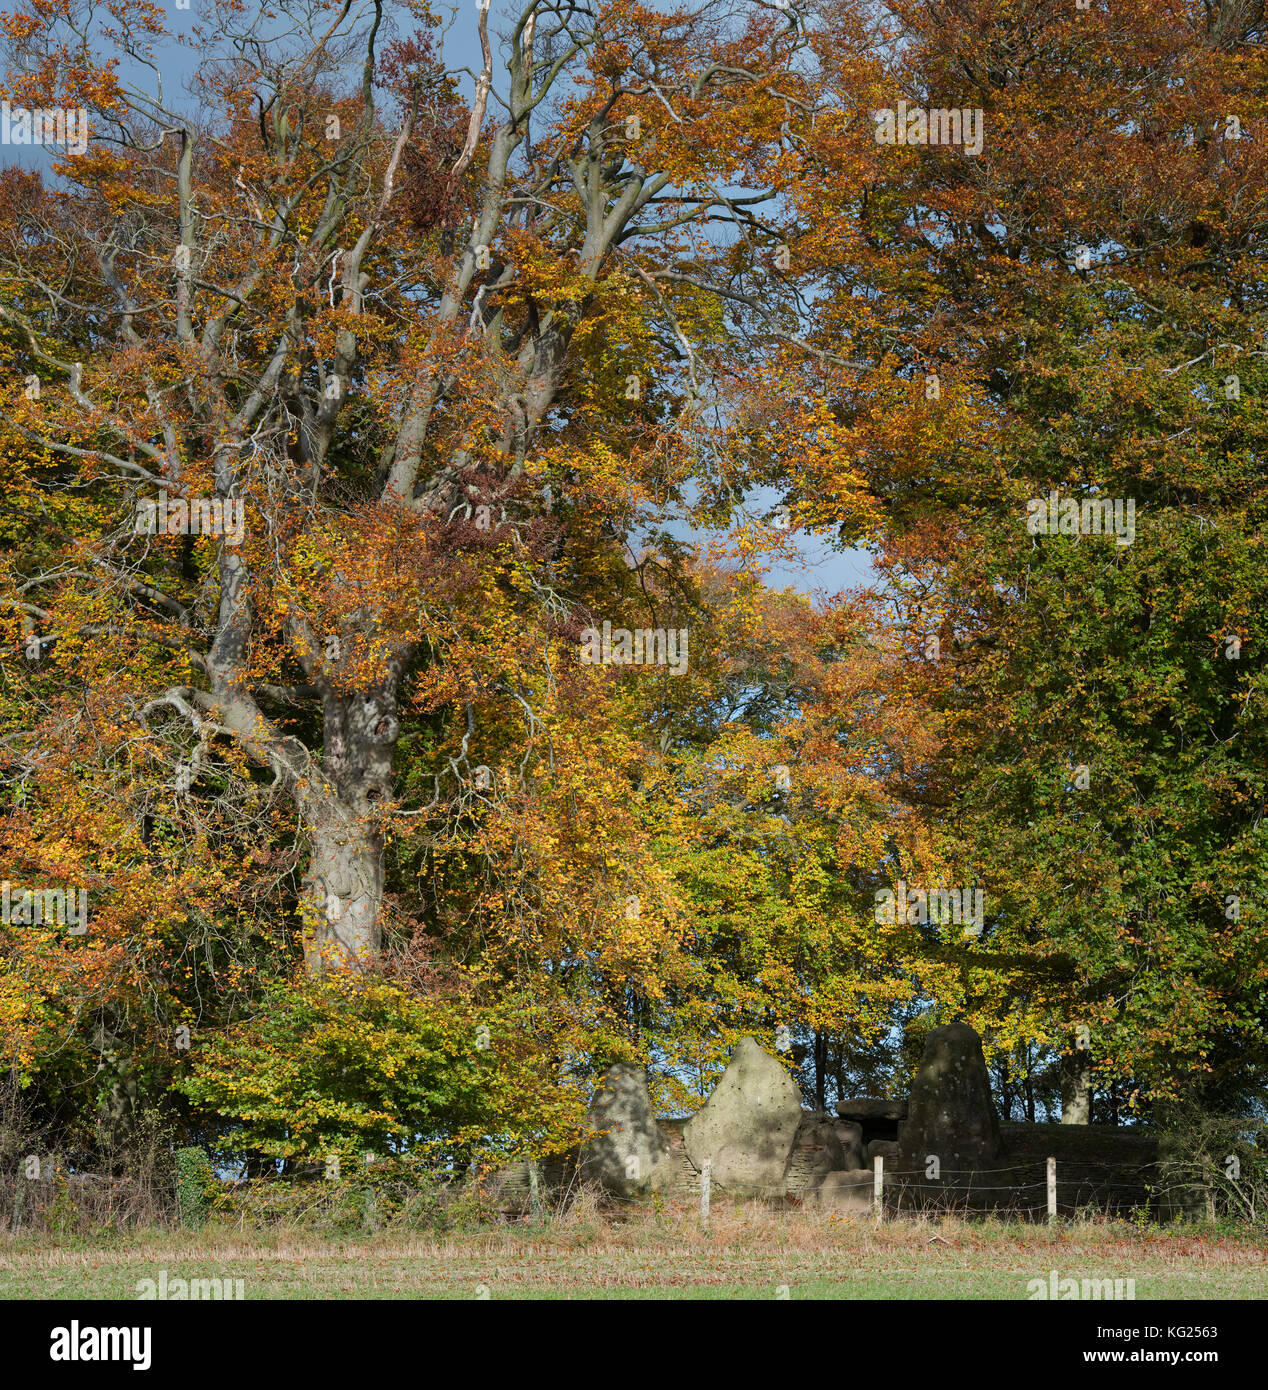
[701, 1158, 712, 1228]
[1047, 1156, 1057, 1223]
[873, 1153, 884, 1221]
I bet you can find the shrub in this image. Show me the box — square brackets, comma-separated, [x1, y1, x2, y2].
[176, 973, 584, 1168]
[1156, 1102, 1268, 1225]
[175, 1146, 213, 1229]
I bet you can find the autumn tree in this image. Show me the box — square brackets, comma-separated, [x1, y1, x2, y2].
[0, 0, 843, 976]
[787, 0, 1268, 1113]
[0, 0, 907, 1152]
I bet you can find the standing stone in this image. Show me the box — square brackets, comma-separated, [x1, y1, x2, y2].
[866, 1138, 899, 1164]
[897, 1022, 1002, 1174]
[683, 1037, 802, 1193]
[579, 1063, 676, 1197]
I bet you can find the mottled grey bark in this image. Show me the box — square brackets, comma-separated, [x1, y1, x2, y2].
[298, 678, 401, 968]
[1060, 1050, 1092, 1125]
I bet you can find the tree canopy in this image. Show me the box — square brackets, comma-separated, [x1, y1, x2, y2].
[1, 0, 1265, 1167]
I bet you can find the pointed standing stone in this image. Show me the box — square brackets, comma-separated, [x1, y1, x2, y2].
[683, 1037, 802, 1193]
[578, 1063, 676, 1196]
[897, 1021, 1002, 1174]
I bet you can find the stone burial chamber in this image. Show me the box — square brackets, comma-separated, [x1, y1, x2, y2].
[487, 1023, 1013, 1213]
[834, 1097, 908, 1166]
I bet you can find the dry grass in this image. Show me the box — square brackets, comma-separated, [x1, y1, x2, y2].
[3, 1202, 1266, 1299]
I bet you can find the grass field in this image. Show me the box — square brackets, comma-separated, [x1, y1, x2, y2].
[3, 1205, 1266, 1299]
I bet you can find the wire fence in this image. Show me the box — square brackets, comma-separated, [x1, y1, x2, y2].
[1, 1151, 1232, 1234]
[486, 1150, 1219, 1223]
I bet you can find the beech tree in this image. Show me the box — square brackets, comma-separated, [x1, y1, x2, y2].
[5, 0, 1263, 1160]
[1, 0, 847, 974]
[794, 0, 1268, 1110]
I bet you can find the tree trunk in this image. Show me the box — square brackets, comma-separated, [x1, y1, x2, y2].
[1059, 1050, 1092, 1124]
[813, 1029, 827, 1113]
[302, 814, 384, 969]
[299, 679, 400, 970]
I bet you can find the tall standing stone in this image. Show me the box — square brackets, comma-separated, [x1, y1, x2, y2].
[683, 1037, 802, 1193]
[897, 1021, 1002, 1176]
[579, 1063, 676, 1197]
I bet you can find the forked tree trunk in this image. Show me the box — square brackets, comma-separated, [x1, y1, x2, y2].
[203, 551, 404, 971]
